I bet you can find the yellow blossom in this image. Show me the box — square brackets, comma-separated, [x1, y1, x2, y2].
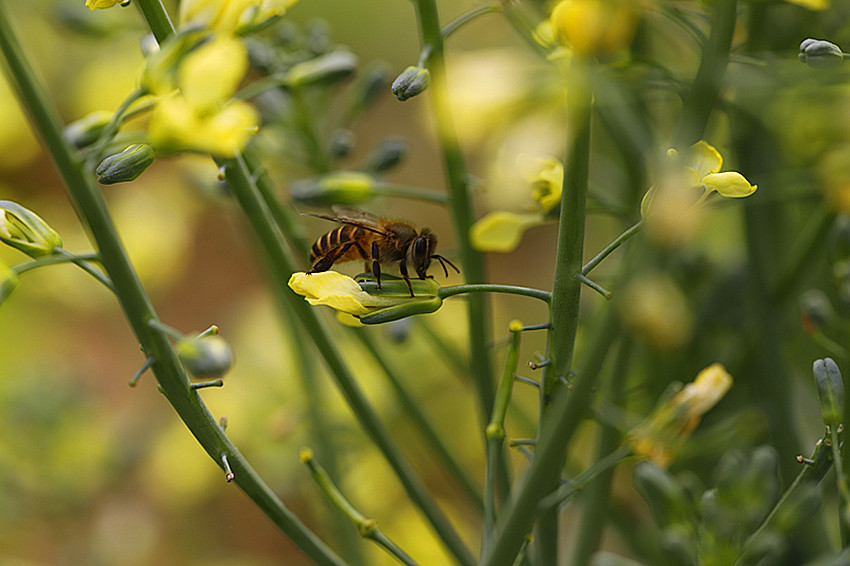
[180, 0, 298, 34]
[786, 0, 829, 9]
[549, 0, 638, 57]
[470, 212, 542, 253]
[86, 0, 122, 9]
[619, 272, 692, 350]
[627, 364, 733, 467]
[524, 156, 563, 213]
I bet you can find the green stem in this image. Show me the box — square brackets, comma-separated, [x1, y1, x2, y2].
[831, 425, 850, 544]
[534, 62, 593, 563]
[480, 311, 621, 566]
[438, 283, 550, 303]
[411, 0, 498, 455]
[352, 328, 484, 512]
[0, 5, 348, 565]
[224, 152, 476, 566]
[372, 182, 448, 204]
[539, 445, 632, 511]
[441, 3, 500, 39]
[15, 249, 114, 291]
[581, 220, 643, 276]
[134, 0, 175, 45]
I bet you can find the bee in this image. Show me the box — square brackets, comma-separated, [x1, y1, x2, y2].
[306, 208, 459, 297]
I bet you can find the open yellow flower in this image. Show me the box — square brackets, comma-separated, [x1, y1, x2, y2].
[180, 0, 299, 34]
[549, 0, 638, 57]
[288, 271, 443, 324]
[627, 364, 733, 467]
[145, 35, 259, 157]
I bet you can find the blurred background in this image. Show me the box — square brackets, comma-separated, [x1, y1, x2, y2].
[2, 0, 850, 565]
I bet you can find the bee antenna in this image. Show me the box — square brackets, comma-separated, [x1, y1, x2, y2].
[432, 254, 460, 277]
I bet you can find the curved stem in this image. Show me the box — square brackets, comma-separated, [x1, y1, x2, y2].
[581, 220, 643, 276]
[438, 283, 551, 303]
[441, 3, 500, 39]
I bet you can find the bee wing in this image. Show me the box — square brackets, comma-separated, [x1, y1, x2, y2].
[302, 208, 388, 236]
[329, 206, 384, 224]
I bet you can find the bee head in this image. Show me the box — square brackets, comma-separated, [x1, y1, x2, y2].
[411, 228, 436, 279]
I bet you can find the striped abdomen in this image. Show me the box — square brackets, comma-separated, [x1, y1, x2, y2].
[309, 224, 366, 263]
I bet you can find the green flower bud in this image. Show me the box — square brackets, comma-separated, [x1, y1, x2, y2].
[291, 171, 375, 206]
[62, 110, 114, 149]
[286, 51, 358, 88]
[176, 333, 234, 378]
[363, 136, 408, 173]
[359, 296, 443, 325]
[0, 260, 19, 308]
[352, 61, 392, 110]
[0, 201, 63, 258]
[799, 38, 845, 68]
[799, 289, 835, 334]
[95, 144, 156, 185]
[328, 128, 355, 159]
[813, 358, 844, 427]
[391, 65, 430, 101]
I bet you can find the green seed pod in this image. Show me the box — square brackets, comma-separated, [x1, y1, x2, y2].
[799, 38, 845, 68]
[286, 50, 358, 88]
[391, 65, 430, 101]
[813, 358, 845, 427]
[0, 200, 63, 257]
[291, 171, 375, 206]
[359, 296, 443, 325]
[176, 333, 234, 378]
[363, 136, 408, 174]
[95, 144, 156, 185]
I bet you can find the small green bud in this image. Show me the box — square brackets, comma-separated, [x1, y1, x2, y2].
[95, 144, 156, 185]
[291, 171, 375, 206]
[391, 65, 430, 101]
[799, 289, 835, 334]
[0, 260, 19, 308]
[351, 61, 392, 110]
[799, 38, 845, 68]
[363, 136, 408, 174]
[176, 333, 234, 378]
[62, 110, 114, 149]
[813, 358, 845, 427]
[0, 201, 63, 258]
[328, 129, 355, 159]
[286, 51, 358, 88]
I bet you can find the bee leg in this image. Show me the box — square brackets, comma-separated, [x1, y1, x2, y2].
[309, 242, 353, 273]
[371, 241, 382, 290]
[399, 259, 414, 297]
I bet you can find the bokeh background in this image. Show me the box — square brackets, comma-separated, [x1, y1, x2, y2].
[2, 0, 850, 565]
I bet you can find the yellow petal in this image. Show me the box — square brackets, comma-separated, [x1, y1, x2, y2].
[786, 0, 829, 9]
[179, 35, 248, 110]
[287, 271, 402, 316]
[470, 211, 543, 252]
[86, 0, 122, 9]
[673, 363, 733, 419]
[688, 140, 723, 178]
[702, 171, 757, 198]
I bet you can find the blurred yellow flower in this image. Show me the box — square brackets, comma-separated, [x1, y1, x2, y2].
[549, 0, 638, 57]
[145, 35, 258, 156]
[85, 0, 122, 9]
[470, 211, 542, 253]
[180, 0, 298, 34]
[627, 364, 733, 467]
[619, 272, 693, 350]
[786, 0, 829, 9]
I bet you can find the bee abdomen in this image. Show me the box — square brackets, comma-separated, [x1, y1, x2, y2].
[310, 225, 358, 263]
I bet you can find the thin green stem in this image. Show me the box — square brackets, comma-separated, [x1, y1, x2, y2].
[224, 151, 476, 566]
[438, 283, 551, 303]
[411, 0, 499, 462]
[86, 88, 147, 169]
[15, 249, 114, 291]
[441, 3, 500, 39]
[352, 328, 484, 512]
[831, 425, 850, 544]
[0, 4, 348, 565]
[581, 220, 643, 276]
[372, 182, 449, 204]
[540, 445, 632, 511]
[133, 0, 175, 45]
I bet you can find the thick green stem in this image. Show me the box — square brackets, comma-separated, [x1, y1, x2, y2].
[133, 0, 174, 45]
[534, 64, 593, 563]
[0, 5, 348, 566]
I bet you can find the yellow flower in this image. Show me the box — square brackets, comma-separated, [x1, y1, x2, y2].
[786, 0, 829, 9]
[145, 35, 259, 156]
[526, 156, 563, 213]
[85, 0, 122, 9]
[180, 0, 298, 34]
[470, 211, 542, 253]
[549, 0, 638, 57]
[627, 364, 733, 467]
[288, 271, 443, 324]
[619, 272, 693, 350]
[641, 141, 756, 246]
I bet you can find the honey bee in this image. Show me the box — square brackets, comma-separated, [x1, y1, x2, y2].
[306, 208, 459, 297]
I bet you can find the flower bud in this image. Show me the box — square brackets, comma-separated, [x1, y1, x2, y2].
[359, 296, 443, 325]
[798, 289, 835, 334]
[813, 358, 844, 427]
[0, 260, 19, 308]
[799, 38, 845, 68]
[363, 136, 408, 174]
[176, 333, 234, 378]
[0, 201, 63, 257]
[95, 144, 156, 185]
[328, 129, 355, 160]
[391, 66, 430, 101]
[351, 61, 392, 111]
[632, 462, 694, 527]
[62, 110, 113, 149]
[286, 51, 358, 88]
[291, 171, 375, 206]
